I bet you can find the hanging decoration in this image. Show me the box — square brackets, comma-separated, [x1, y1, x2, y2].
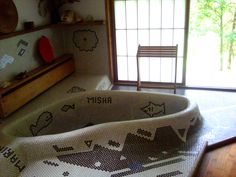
[0, 0, 18, 33]
[38, 36, 55, 63]
[0, 54, 15, 71]
[38, 0, 48, 17]
[17, 39, 29, 57]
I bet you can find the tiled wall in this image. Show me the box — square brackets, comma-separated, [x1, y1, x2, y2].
[0, 0, 65, 81]
[61, 0, 109, 75]
[0, 0, 109, 83]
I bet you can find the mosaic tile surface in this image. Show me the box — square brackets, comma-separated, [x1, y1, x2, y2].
[0, 91, 206, 177]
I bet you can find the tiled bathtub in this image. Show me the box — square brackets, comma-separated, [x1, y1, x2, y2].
[0, 91, 205, 177]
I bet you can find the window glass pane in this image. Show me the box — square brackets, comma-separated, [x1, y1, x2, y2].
[117, 56, 128, 80]
[174, 0, 186, 28]
[150, 0, 161, 28]
[138, 0, 149, 29]
[162, 0, 174, 28]
[139, 57, 150, 81]
[127, 30, 138, 56]
[126, 0, 137, 29]
[114, 0, 186, 84]
[161, 58, 173, 82]
[115, 1, 126, 29]
[116, 30, 127, 55]
[177, 57, 183, 83]
[161, 29, 173, 46]
[174, 29, 184, 56]
[171, 57, 176, 82]
[138, 30, 149, 46]
[150, 57, 161, 82]
[128, 57, 137, 81]
[150, 30, 161, 45]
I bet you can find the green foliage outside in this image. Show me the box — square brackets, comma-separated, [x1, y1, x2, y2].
[190, 0, 236, 70]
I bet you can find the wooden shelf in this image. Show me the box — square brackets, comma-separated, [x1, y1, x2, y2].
[0, 53, 75, 118]
[0, 53, 73, 96]
[0, 20, 105, 40]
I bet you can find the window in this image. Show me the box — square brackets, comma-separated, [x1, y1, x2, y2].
[113, 0, 187, 84]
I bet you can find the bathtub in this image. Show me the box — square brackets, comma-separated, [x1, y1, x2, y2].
[0, 91, 205, 177]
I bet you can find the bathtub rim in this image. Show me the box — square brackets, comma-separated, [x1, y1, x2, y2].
[1, 90, 201, 140]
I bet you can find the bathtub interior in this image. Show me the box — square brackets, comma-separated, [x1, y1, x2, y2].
[3, 91, 189, 137]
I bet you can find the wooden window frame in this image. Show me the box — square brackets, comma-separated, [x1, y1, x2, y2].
[105, 0, 191, 87]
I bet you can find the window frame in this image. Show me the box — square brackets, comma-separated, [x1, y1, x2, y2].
[105, 0, 191, 87]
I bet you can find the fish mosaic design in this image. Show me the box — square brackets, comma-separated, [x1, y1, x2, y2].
[141, 102, 166, 117]
[30, 112, 53, 136]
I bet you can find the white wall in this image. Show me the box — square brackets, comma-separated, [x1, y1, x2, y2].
[13, 0, 51, 30]
[0, 29, 64, 81]
[0, 0, 109, 82]
[61, 0, 110, 75]
[0, 0, 64, 81]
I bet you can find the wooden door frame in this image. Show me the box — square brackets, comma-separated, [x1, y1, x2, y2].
[105, 0, 117, 84]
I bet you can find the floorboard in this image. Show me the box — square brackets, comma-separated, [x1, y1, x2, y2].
[195, 142, 236, 177]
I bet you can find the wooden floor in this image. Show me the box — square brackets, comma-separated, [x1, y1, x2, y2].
[195, 142, 236, 177]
